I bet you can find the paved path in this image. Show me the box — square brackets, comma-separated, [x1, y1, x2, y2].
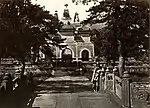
[36, 76, 92, 94]
[32, 76, 121, 108]
[32, 92, 121, 108]
[45, 76, 90, 82]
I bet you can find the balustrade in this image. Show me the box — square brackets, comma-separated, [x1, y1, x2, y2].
[122, 71, 131, 108]
[99, 70, 103, 91]
[126, 66, 150, 74]
[92, 65, 150, 108]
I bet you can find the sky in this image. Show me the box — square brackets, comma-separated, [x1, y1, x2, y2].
[31, 0, 95, 21]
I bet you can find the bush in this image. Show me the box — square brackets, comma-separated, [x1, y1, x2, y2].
[131, 73, 149, 82]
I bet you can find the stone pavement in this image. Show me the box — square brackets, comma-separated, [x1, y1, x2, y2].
[35, 76, 92, 94]
[32, 92, 121, 108]
[32, 76, 121, 108]
[45, 76, 90, 82]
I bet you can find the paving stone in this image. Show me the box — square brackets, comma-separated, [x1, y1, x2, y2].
[32, 94, 57, 108]
[33, 76, 121, 108]
[56, 93, 81, 108]
[45, 76, 90, 82]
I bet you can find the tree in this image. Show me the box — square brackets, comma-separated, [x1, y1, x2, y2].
[72, 0, 150, 5]
[75, 0, 149, 77]
[72, 0, 98, 5]
[90, 28, 118, 66]
[0, 0, 63, 76]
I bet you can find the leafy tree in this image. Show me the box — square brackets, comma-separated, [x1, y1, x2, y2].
[74, 0, 149, 76]
[90, 28, 118, 66]
[0, 0, 63, 76]
[72, 0, 98, 5]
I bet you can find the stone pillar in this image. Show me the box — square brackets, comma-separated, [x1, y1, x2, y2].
[122, 71, 131, 108]
[76, 43, 78, 62]
[101, 67, 105, 89]
[91, 65, 97, 82]
[99, 70, 103, 91]
[112, 68, 116, 94]
[104, 67, 109, 90]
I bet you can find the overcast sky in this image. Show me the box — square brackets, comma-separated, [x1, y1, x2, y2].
[31, 0, 95, 21]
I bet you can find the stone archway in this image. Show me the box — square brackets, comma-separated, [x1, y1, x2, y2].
[62, 48, 72, 61]
[81, 50, 89, 61]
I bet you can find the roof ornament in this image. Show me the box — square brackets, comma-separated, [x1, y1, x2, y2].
[54, 10, 59, 19]
[63, 4, 71, 20]
[74, 12, 80, 22]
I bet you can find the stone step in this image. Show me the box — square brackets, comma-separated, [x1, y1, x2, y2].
[36, 83, 92, 94]
[45, 76, 90, 82]
[52, 69, 80, 77]
[38, 82, 92, 87]
[35, 76, 92, 94]
[54, 67, 79, 70]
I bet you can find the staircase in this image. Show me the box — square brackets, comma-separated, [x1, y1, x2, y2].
[53, 68, 68, 76]
[52, 61, 89, 77]
[35, 76, 93, 94]
[53, 67, 81, 77]
[35, 61, 93, 94]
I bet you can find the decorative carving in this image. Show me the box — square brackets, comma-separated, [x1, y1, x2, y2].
[137, 90, 149, 101]
[131, 83, 150, 107]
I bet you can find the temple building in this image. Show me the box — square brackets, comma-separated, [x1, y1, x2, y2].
[53, 4, 95, 62]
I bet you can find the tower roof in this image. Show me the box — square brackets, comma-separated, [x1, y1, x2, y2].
[60, 24, 74, 36]
[62, 4, 71, 20]
[61, 24, 74, 30]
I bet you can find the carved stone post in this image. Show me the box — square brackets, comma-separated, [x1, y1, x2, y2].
[122, 71, 131, 108]
[99, 69, 103, 91]
[112, 67, 117, 94]
[104, 67, 109, 90]
[101, 67, 105, 90]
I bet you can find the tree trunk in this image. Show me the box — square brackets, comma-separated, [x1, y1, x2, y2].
[20, 61, 25, 79]
[112, 59, 116, 68]
[118, 55, 125, 77]
[0, 58, 1, 73]
[118, 40, 125, 77]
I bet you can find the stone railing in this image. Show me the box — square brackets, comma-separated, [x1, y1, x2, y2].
[92, 66, 150, 108]
[114, 75, 122, 99]
[126, 66, 150, 74]
[130, 82, 150, 108]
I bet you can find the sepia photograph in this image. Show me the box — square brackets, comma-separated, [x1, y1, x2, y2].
[0, 0, 149, 108]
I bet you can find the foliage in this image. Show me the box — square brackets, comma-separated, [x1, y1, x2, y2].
[0, 0, 65, 76]
[72, 0, 98, 5]
[85, 0, 149, 62]
[90, 28, 118, 62]
[0, 0, 62, 64]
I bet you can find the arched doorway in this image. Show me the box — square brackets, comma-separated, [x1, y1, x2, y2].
[62, 48, 72, 61]
[81, 50, 89, 61]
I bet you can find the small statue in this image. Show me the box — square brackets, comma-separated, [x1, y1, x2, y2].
[63, 4, 71, 19]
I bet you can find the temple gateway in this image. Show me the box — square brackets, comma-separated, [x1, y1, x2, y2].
[53, 4, 95, 62]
